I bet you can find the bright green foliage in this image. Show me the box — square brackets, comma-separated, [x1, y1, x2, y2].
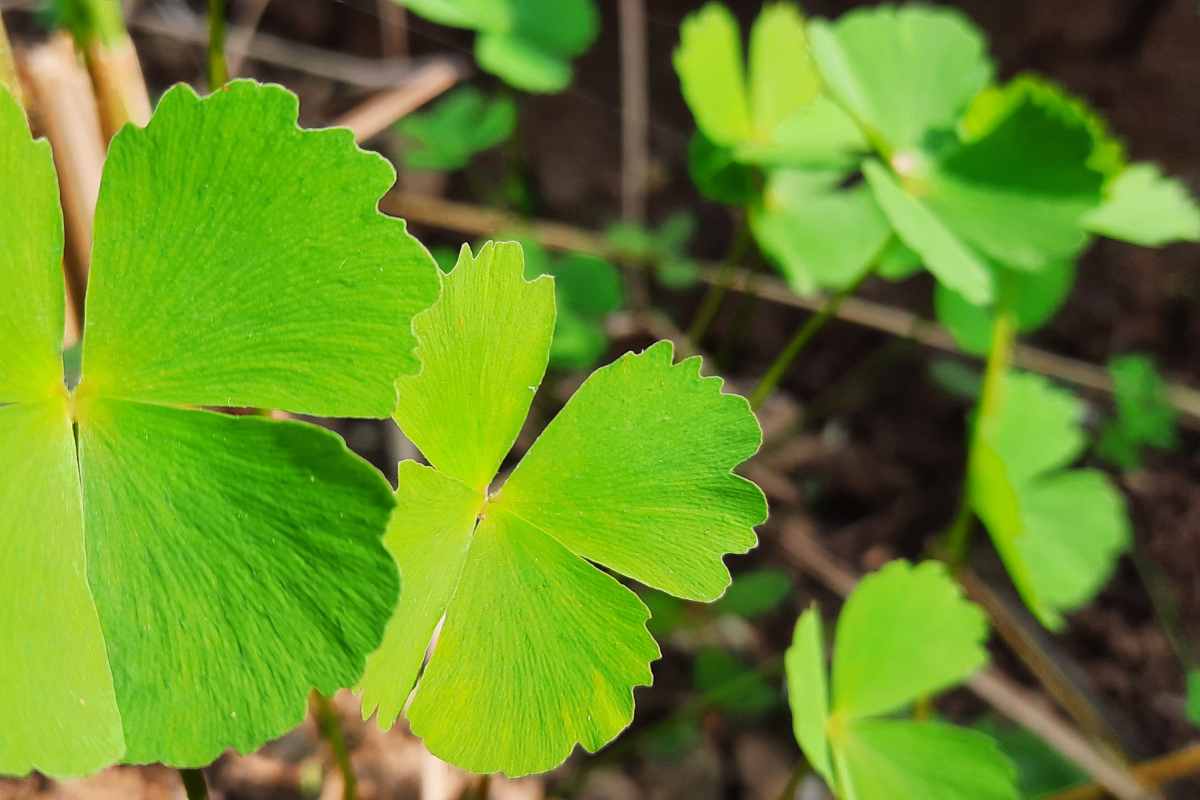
[675, 3, 862, 167]
[1085, 163, 1200, 245]
[693, 648, 778, 717]
[675, 2, 878, 294]
[785, 561, 1016, 799]
[936, 260, 1076, 355]
[360, 242, 767, 776]
[753, 167, 890, 295]
[396, 86, 515, 171]
[0, 90, 63, 403]
[975, 718, 1087, 798]
[606, 212, 701, 289]
[1096, 354, 1178, 469]
[969, 373, 1130, 629]
[0, 82, 437, 776]
[712, 567, 793, 618]
[863, 160, 991, 304]
[925, 77, 1116, 271]
[807, 5, 992, 154]
[515, 236, 623, 370]
[400, 0, 598, 92]
[83, 83, 436, 418]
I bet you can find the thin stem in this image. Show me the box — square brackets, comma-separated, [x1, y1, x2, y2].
[312, 692, 358, 800]
[687, 221, 750, 343]
[749, 269, 873, 411]
[940, 308, 1016, 565]
[207, 0, 228, 89]
[180, 768, 209, 800]
[1046, 742, 1200, 800]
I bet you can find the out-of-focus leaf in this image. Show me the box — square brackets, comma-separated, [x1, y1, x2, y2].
[928, 358, 983, 401]
[693, 648, 778, 717]
[713, 568, 793, 618]
[674, 3, 753, 148]
[971, 373, 1130, 629]
[676, 2, 864, 171]
[975, 717, 1087, 798]
[688, 132, 759, 205]
[807, 4, 992, 152]
[396, 87, 515, 171]
[875, 237, 921, 281]
[926, 77, 1117, 270]
[399, 0, 597, 92]
[1085, 163, 1200, 246]
[1096, 354, 1179, 469]
[935, 259, 1076, 355]
[752, 167, 890, 295]
[863, 159, 992, 304]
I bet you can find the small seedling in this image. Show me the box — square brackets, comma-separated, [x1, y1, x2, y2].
[0, 81, 439, 776]
[1096, 354, 1179, 469]
[398, 0, 598, 93]
[358, 242, 767, 776]
[395, 86, 515, 172]
[786, 560, 1017, 799]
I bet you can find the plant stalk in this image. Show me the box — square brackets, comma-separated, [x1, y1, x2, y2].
[207, 0, 228, 89]
[687, 221, 750, 343]
[749, 269, 873, 411]
[180, 768, 209, 800]
[940, 307, 1016, 565]
[312, 692, 358, 800]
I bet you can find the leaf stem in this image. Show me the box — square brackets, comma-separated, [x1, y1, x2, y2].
[686, 220, 750, 344]
[312, 692, 358, 800]
[207, 0, 228, 89]
[180, 768, 209, 800]
[748, 268, 873, 411]
[940, 307, 1016, 565]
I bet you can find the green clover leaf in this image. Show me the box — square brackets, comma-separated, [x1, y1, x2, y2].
[935, 259, 1077, 355]
[969, 373, 1130, 629]
[401, 0, 598, 93]
[360, 242, 767, 776]
[1084, 162, 1200, 246]
[923, 76, 1119, 271]
[785, 561, 1017, 800]
[675, 2, 864, 168]
[396, 86, 515, 172]
[807, 5, 993, 154]
[1096, 354, 1179, 469]
[752, 166, 890, 295]
[0, 81, 438, 776]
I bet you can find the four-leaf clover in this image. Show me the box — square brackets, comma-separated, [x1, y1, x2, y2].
[359, 241, 767, 775]
[0, 81, 438, 776]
